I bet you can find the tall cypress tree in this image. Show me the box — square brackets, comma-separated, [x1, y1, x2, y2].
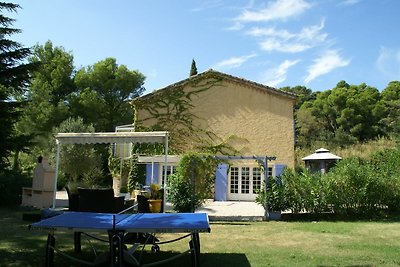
[0, 2, 35, 170]
[189, 59, 198, 77]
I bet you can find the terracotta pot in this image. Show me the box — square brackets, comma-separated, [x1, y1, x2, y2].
[148, 199, 162, 213]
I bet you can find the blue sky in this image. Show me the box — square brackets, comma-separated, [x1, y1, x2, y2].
[10, 0, 400, 94]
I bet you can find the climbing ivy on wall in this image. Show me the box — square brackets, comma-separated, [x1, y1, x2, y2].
[132, 72, 241, 155]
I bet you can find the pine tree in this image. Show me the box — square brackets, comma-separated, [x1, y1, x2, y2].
[0, 2, 35, 169]
[189, 59, 198, 77]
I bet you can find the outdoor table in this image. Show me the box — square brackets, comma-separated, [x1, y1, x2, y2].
[30, 212, 211, 267]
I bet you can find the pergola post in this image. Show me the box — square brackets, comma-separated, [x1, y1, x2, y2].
[163, 133, 168, 212]
[52, 142, 61, 209]
[263, 156, 269, 220]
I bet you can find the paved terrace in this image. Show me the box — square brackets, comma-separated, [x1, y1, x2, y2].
[56, 191, 265, 221]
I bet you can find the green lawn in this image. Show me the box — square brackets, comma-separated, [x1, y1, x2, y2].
[1, 207, 400, 266]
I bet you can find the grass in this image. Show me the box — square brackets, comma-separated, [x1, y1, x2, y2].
[1, 207, 400, 266]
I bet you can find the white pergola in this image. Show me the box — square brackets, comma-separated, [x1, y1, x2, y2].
[53, 131, 169, 208]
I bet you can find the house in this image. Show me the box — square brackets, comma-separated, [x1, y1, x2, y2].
[132, 69, 296, 201]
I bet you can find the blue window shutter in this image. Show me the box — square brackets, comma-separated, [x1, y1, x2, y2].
[153, 164, 159, 184]
[273, 164, 286, 177]
[146, 163, 159, 185]
[273, 164, 286, 186]
[215, 164, 228, 201]
[145, 164, 151, 185]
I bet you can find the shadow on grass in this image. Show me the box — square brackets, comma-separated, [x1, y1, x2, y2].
[0, 242, 46, 267]
[114, 251, 252, 267]
[39, 250, 252, 267]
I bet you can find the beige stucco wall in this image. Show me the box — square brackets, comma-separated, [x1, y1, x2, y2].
[186, 79, 295, 169]
[135, 76, 295, 169]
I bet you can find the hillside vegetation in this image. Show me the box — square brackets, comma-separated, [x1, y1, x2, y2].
[295, 137, 396, 166]
[264, 139, 400, 215]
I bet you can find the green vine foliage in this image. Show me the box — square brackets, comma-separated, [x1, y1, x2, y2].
[127, 153, 139, 192]
[255, 178, 288, 212]
[108, 154, 131, 193]
[167, 152, 220, 212]
[132, 72, 240, 155]
[127, 153, 147, 191]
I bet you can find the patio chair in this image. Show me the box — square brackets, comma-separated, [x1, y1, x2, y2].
[65, 186, 79, 211]
[73, 187, 126, 253]
[137, 194, 151, 213]
[77, 187, 125, 213]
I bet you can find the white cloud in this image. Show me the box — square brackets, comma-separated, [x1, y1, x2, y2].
[236, 0, 312, 22]
[297, 19, 327, 42]
[260, 38, 311, 53]
[247, 27, 294, 39]
[213, 53, 257, 70]
[191, 0, 224, 12]
[226, 21, 244, 31]
[262, 59, 300, 87]
[339, 0, 361, 6]
[376, 46, 400, 80]
[305, 50, 351, 83]
[247, 20, 328, 53]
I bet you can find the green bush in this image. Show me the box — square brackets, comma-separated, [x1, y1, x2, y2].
[326, 149, 400, 214]
[255, 178, 287, 212]
[282, 169, 330, 213]
[284, 146, 400, 215]
[167, 152, 219, 212]
[167, 172, 193, 212]
[0, 170, 31, 206]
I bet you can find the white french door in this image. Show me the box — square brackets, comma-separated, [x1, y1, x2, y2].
[227, 166, 262, 201]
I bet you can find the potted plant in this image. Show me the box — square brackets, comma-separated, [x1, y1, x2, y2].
[148, 183, 163, 213]
[255, 178, 286, 220]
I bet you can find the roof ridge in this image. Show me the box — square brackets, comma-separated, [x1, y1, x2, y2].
[137, 69, 297, 100]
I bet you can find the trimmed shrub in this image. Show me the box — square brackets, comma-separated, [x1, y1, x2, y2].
[255, 177, 287, 212]
[285, 146, 400, 215]
[282, 169, 330, 213]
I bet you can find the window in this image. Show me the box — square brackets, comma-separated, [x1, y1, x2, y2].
[241, 167, 250, 194]
[161, 165, 176, 185]
[268, 166, 273, 177]
[230, 167, 239, 193]
[252, 167, 261, 194]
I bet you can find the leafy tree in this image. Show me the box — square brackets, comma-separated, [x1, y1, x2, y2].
[18, 41, 74, 136]
[280, 85, 319, 145]
[297, 81, 382, 146]
[189, 59, 198, 77]
[379, 81, 400, 136]
[279, 85, 317, 111]
[296, 102, 324, 146]
[52, 117, 103, 188]
[15, 41, 74, 167]
[73, 58, 145, 131]
[0, 2, 35, 170]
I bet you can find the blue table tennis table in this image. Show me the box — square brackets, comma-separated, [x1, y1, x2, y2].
[30, 212, 211, 267]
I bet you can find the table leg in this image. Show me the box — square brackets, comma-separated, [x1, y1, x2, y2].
[109, 230, 125, 267]
[45, 234, 55, 267]
[74, 232, 82, 253]
[190, 233, 200, 267]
